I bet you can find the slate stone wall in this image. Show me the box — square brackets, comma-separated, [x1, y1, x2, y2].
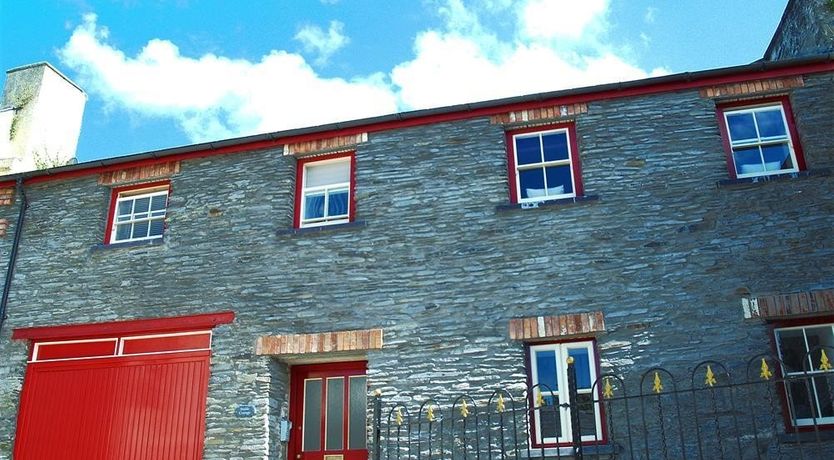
[766, 0, 834, 60]
[0, 72, 832, 459]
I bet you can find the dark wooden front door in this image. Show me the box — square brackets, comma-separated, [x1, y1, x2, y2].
[289, 361, 368, 460]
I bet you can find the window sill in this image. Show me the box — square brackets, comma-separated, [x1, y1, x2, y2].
[522, 443, 617, 458]
[778, 429, 834, 444]
[717, 168, 831, 188]
[496, 195, 599, 212]
[277, 220, 367, 236]
[90, 238, 165, 252]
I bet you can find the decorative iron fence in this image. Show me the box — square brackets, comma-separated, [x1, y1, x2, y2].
[371, 351, 834, 459]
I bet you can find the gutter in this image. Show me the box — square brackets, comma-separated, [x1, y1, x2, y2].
[0, 178, 28, 334]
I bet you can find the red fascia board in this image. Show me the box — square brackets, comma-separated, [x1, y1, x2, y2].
[11, 310, 235, 341]
[1, 60, 831, 190]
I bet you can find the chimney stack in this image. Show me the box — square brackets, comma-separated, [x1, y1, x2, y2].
[0, 62, 86, 174]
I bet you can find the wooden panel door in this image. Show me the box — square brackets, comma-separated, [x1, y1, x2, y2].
[289, 361, 368, 460]
[13, 330, 216, 460]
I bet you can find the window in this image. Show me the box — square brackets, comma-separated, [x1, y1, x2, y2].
[718, 97, 805, 179]
[527, 340, 603, 446]
[105, 182, 170, 244]
[295, 152, 355, 228]
[507, 124, 583, 204]
[774, 323, 834, 427]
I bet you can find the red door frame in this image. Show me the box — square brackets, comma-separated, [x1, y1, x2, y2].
[288, 361, 368, 460]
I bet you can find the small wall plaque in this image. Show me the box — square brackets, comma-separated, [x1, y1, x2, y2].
[235, 404, 256, 418]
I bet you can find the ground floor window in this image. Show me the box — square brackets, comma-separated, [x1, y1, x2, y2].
[774, 323, 834, 426]
[527, 340, 603, 445]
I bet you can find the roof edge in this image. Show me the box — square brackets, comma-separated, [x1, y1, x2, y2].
[764, 0, 798, 60]
[6, 61, 86, 95]
[2, 53, 832, 187]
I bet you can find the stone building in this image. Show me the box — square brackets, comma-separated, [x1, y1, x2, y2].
[0, 1, 832, 459]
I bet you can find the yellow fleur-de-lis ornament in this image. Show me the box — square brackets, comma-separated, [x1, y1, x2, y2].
[395, 407, 403, 426]
[603, 377, 614, 399]
[652, 372, 663, 394]
[535, 391, 545, 408]
[460, 399, 470, 418]
[427, 405, 436, 422]
[820, 350, 832, 371]
[496, 394, 506, 413]
[760, 358, 773, 380]
[705, 365, 717, 387]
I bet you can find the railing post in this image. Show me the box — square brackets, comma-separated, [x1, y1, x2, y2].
[567, 357, 583, 460]
[373, 390, 382, 460]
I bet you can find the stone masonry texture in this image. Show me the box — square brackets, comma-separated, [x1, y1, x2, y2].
[0, 71, 832, 459]
[766, 0, 834, 60]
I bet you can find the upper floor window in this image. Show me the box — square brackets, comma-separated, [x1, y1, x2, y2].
[718, 97, 805, 179]
[106, 182, 170, 244]
[774, 323, 834, 427]
[295, 152, 355, 228]
[528, 340, 603, 446]
[506, 124, 583, 204]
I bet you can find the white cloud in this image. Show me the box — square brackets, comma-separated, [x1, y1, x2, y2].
[60, 14, 397, 142]
[393, 0, 667, 109]
[59, 3, 668, 144]
[520, 0, 609, 41]
[644, 7, 658, 24]
[294, 20, 350, 65]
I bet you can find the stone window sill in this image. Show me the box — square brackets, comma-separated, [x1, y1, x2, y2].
[496, 195, 600, 212]
[90, 238, 165, 252]
[522, 443, 617, 458]
[717, 168, 830, 188]
[778, 429, 834, 444]
[277, 220, 367, 236]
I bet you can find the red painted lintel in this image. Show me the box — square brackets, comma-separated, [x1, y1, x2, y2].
[11, 310, 235, 341]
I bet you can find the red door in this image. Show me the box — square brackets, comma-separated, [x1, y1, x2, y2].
[13, 332, 213, 460]
[289, 361, 368, 460]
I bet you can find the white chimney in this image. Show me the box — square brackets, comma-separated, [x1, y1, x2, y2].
[0, 62, 86, 174]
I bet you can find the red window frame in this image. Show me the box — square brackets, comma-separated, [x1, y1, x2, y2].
[505, 123, 584, 204]
[524, 337, 607, 448]
[715, 95, 806, 179]
[767, 315, 834, 433]
[293, 151, 357, 228]
[104, 180, 172, 244]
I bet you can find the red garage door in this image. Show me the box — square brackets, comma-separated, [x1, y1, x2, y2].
[12, 312, 234, 460]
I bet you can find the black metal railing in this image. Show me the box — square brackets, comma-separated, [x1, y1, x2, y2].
[371, 349, 834, 459]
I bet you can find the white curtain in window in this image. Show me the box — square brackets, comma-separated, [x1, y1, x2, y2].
[307, 162, 349, 187]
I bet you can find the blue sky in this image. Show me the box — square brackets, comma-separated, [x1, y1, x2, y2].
[1, 0, 789, 162]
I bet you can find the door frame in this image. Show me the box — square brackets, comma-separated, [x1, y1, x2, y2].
[288, 360, 368, 460]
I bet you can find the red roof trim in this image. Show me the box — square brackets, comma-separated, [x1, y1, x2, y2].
[11, 311, 235, 341]
[1, 61, 831, 189]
